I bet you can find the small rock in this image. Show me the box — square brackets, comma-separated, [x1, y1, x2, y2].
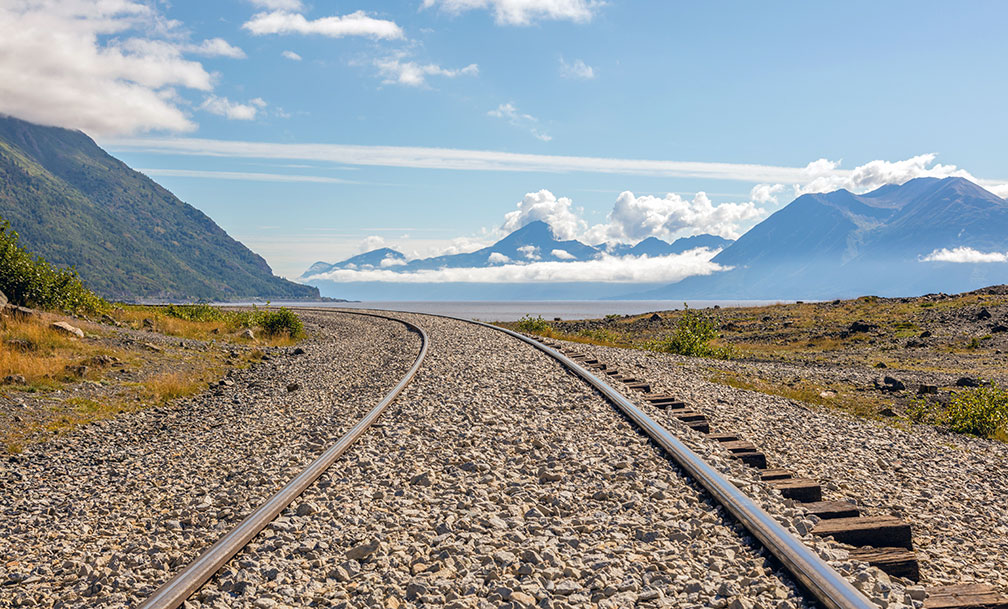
[920, 330, 932, 338]
[848, 320, 877, 333]
[508, 591, 536, 607]
[142, 318, 155, 329]
[240, 328, 255, 340]
[991, 324, 1008, 333]
[346, 539, 380, 560]
[2, 374, 27, 385]
[977, 308, 992, 320]
[296, 501, 318, 516]
[292, 347, 306, 355]
[0, 289, 7, 308]
[955, 377, 981, 388]
[878, 407, 897, 417]
[874, 362, 888, 369]
[143, 342, 164, 353]
[649, 313, 662, 322]
[410, 471, 433, 486]
[917, 384, 938, 395]
[51, 321, 84, 339]
[286, 382, 301, 392]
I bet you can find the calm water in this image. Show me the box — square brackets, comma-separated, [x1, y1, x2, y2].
[260, 300, 791, 322]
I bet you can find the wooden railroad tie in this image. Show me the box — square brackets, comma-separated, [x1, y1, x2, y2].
[803, 500, 860, 519]
[924, 584, 1008, 609]
[848, 547, 920, 582]
[812, 515, 913, 550]
[684, 420, 710, 434]
[707, 432, 741, 443]
[759, 468, 794, 481]
[625, 382, 651, 393]
[769, 478, 822, 503]
[730, 450, 767, 469]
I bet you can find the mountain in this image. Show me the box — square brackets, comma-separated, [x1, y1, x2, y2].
[0, 115, 318, 301]
[607, 234, 734, 257]
[647, 177, 1008, 299]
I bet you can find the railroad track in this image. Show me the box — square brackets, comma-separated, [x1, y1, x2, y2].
[139, 308, 1006, 609]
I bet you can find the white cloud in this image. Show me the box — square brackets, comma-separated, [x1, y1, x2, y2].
[798, 153, 975, 196]
[243, 10, 404, 39]
[422, 0, 601, 25]
[501, 190, 586, 240]
[281, 50, 302, 61]
[187, 38, 246, 59]
[488, 252, 510, 264]
[921, 247, 1008, 264]
[750, 183, 785, 205]
[587, 191, 764, 243]
[559, 57, 594, 79]
[518, 245, 541, 260]
[200, 96, 262, 120]
[0, 0, 219, 135]
[488, 102, 551, 141]
[138, 168, 351, 183]
[359, 235, 386, 253]
[380, 255, 406, 267]
[307, 249, 726, 284]
[374, 56, 478, 87]
[551, 249, 575, 260]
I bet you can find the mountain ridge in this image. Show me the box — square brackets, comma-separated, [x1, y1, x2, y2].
[0, 115, 318, 301]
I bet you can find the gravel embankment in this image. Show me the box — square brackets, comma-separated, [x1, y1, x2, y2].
[0, 312, 417, 608]
[189, 313, 909, 609]
[564, 341, 1008, 593]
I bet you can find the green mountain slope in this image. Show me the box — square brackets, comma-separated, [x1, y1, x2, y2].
[0, 116, 318, 301]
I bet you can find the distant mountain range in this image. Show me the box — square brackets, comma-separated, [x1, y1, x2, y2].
[647, 176, 1008, 299]
[304, 176, 1008, 301]
[0, 116, 318, 301]
[303, 221, 733, 276]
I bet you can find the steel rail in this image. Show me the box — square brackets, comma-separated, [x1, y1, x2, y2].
[139, 311, 429, 609]
[462, 319, 875, 609]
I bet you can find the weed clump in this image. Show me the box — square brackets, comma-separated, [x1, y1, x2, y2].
[0, 219, 107, 315]
[515, 314, 554, 335]
[944, 385, 1008, 438]
[645, 305, 733, 359]
[254, 308, 304, 338]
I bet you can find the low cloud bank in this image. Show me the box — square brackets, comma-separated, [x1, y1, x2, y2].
[307, 248, 726, 284]
[921, 247, 1008, 264]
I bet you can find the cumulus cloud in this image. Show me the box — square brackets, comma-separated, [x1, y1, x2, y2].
[243, 10, 404, 39]
[307, 249, 726, 284]
[0, 0, 221, 135]
[921, 247, 1008, 264]
[750, 183, 786, 205]
[200, 96, 263, 120]
[281, 50, 302, 61]
[488, 252, 510, 264]
[551, 249, 575, 260]
[488, 103, 551, 141]
[380, 255, 406, 267]
[422, 0, 601, 25]
[187, 38, 246, 59]
[518, 245, 541, 260]
[586, 191, 763, 244]
[501, 190, 586, 240]
[375, 56, 478, 87]
[559, 57, 594, 79]
[798, 154, 975, 196]
[359, 235, 386, 253]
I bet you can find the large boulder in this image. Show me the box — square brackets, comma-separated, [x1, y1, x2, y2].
[51, 321, 84, 339]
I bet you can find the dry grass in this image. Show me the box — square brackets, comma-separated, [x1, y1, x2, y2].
[140, 370, 209, 404]
[710, 368, 885, 418]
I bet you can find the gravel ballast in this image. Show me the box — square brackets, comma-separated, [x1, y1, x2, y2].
[0, 312, 417, 608]
[562, 339, 1008, 593]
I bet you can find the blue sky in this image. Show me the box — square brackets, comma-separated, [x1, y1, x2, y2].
[2, 0, 1007, 279]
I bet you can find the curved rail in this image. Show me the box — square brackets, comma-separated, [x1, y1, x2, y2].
[466, 319, 875, 609]
[139, 311, 429, 609]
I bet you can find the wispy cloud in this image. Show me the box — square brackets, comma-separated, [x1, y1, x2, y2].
[102, 137, 828, 182]
[243, 10, 403, 39]
[199, 96, 266, 120]
[186, 38, 246, 59]
[138, 168, 352, 183]
[559, 57, 594, 79]
[422, 0, 602, 25]
[488, 102, 551, 141]
[306, 249, 727, 284]
[921, 247, 1008, 264]
[281, 50, 302, 61]
[375, 56, 478, 87]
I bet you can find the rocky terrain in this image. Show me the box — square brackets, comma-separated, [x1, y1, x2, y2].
[3, 309, 1004, 608]
[541, 285, 1008, 423]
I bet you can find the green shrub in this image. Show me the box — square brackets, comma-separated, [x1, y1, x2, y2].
[254, 308, 304, 338]
[645, 304, 732, 359]
[944, 384, 1008, 438]
[0, 218, 106, 315]
[164, 303, 226, 323]
[515, 314, 553, 334]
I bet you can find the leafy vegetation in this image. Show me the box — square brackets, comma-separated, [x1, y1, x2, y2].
[515, 314, 554, 334]
[945, 385, 1008, 438]
[0, 116, 319, 301]
[0, 218, 107, 315]
[644, 305, 733, 359]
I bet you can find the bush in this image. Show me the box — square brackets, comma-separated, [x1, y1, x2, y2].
[0, 218, 106, 315]
[254, 308, 304, 338]
[163, 303, 227, 323]
[515, 314, 553, 335]
[645, 304, 732, 359]
[944, 384, 1008, 438]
